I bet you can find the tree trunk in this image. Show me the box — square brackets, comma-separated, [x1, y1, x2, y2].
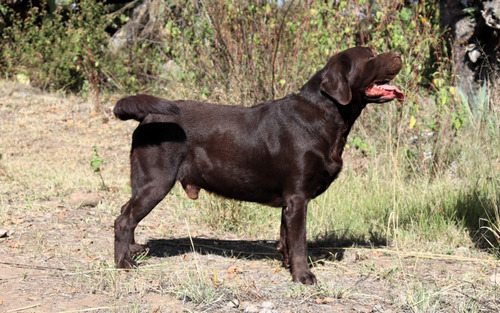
[440, 0, 500, 96]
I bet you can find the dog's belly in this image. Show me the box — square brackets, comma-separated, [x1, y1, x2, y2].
[179, 175, 285, 207]
[177, 158, 285, 207]
[203, 183, 285, 207]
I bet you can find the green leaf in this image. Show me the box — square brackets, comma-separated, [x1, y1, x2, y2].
[90, 146, 104, 173]
[399, 7, 412, 23]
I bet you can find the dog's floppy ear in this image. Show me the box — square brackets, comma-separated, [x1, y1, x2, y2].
[320, 61, 352, 105]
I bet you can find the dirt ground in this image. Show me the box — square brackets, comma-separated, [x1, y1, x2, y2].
[0, 81, 499, 312]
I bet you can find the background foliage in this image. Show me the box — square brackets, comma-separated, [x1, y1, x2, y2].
[1, 0, 445, 100]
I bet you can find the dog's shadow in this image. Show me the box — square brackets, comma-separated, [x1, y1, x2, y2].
[146, 238, 284, 261]
[144, 233, 386, 263]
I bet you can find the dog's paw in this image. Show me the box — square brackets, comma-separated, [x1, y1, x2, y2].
[292, 270, 317, 285]
[116, 257, 138, 269]
[129, 243, 146, 255]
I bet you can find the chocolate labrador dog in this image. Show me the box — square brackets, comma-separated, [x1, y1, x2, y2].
[113, 46, 403, 284]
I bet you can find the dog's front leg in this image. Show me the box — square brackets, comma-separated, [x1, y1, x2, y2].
[281, 195, 317, 285]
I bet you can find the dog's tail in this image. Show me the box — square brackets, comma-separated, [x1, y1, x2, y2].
[113, 94, 181, 122]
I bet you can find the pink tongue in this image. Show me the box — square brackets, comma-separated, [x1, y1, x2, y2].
[377, 84, 398, 91]
[366, 84, 404, 102]
[379, 84, 404, 102]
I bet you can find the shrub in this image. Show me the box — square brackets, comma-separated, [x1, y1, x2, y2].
[0, 1, 446, 101]
[1, 1, 108, 93]
[160, 0, 445, 104]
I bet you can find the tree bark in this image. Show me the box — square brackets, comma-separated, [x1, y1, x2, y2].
[440, 0, 500, 96]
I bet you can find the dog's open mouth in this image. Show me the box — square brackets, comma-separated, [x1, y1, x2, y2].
[365, 81, 404, 102]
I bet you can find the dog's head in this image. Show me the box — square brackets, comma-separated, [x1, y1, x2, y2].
[306, 46, 403, 105]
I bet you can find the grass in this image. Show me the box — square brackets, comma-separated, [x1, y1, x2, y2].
[401, 282, 443, 313]
[0, 80, 499, 312]
[174, 270, 227, 307]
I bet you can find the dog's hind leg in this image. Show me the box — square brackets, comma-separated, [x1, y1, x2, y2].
[114, 147, 178, 269]
[277, 207, 291, 269]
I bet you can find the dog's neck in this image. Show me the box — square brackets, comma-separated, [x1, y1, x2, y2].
[296, 88, 367, 162]
[298, 86, 366, 130]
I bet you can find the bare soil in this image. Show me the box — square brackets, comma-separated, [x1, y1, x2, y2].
[0, 81, 498, 312]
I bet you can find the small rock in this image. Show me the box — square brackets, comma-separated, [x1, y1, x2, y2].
[0, 229, 8, 238]
[68, 192, 103, 208]
[261, 301, 275, 309]
[226, 298, 239, 308]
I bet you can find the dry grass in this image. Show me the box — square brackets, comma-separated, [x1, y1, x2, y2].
[0, 81, 499, 312]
